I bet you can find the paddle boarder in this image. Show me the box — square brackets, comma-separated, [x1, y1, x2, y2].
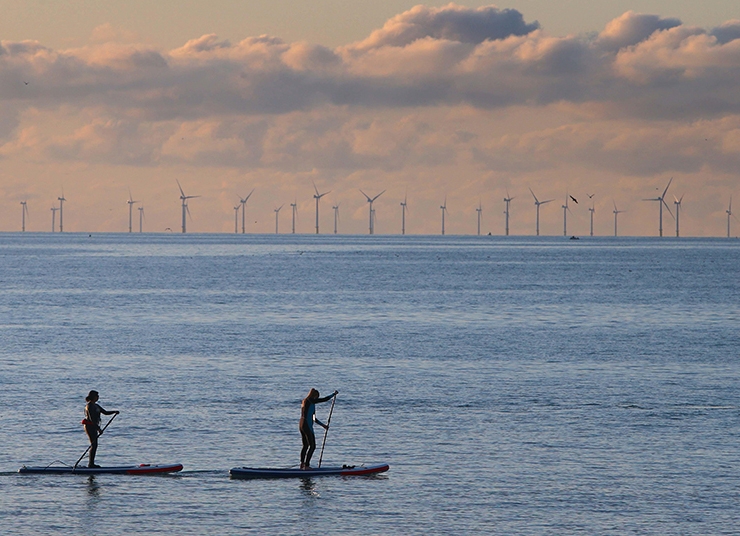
[82, 390, 119, 468]
[300, 388, 338, 469]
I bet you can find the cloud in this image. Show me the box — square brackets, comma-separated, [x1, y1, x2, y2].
[711, 20, 740, 45]
[348, 4, 539, 52]
[596, 11, 682, 51]
[0, 6, 739, 124]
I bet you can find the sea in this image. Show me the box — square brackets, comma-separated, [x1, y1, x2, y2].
[0, 233, 738, 535]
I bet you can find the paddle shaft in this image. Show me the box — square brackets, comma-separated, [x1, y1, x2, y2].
[74, 413, 118, 468]
[317, 394, 337, 468]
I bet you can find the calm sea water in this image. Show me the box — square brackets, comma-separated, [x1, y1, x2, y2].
[0, 233, 738, 535]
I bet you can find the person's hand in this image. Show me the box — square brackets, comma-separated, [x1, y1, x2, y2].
[334, 390, 339, 396]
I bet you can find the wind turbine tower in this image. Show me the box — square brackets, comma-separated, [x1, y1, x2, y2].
[529, 188, 553, 236]
[58, 191, 66, 232]
[239, 189, 255, 234]
[127, 191, 139, 233]
[138, 206, 145, 233]
[332, 203, 340, 234]
[313, 183, 331, 234]
[674, 195, 684, 237]
[177, 180, 200, 233]
[642, 178, 673, 237]
[440, 197, 448, 235]
[233, 205, 240, 233]
[561, 194, 573, 237]
[21, 201, 28, 232]
[400, 195, 408, 235]
[291, 199, 297, 234]
[476, 201, 482, 236]
[612, 201, 625, 237]
[589, 204, 595, 237]
[274, 205, 283, 234]
[504, 191, 514, 236]
[727, 196, 737, 238]
[360, 189, 385, 235]
[51, 206, 58, 232]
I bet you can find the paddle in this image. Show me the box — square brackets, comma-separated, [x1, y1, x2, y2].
[317, 392, 337, 468]
[74, 413, 118, 468]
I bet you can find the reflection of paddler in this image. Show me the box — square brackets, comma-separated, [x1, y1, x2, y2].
[299, 388, 337, 469]
[82, 390, 119, 468]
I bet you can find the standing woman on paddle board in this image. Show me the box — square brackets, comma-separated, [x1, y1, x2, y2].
[300, 388, 337, 469]
[82, 390, 119, 468]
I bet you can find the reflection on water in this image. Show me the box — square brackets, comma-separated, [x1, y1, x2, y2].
[86, 476, 101, 500]
[300, 477, 318, 498]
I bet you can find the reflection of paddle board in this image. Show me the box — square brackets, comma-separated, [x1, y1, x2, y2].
[230, 463, 389, 479]
[18, 463, 184, 475]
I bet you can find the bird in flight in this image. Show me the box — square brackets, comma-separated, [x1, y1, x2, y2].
[587, 193, 595, 199]
[570, 195, 578, 204]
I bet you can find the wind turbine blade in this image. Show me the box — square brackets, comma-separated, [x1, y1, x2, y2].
[529, 187, 539, 203]
[176, 179, 185, 197]
[662, 199, 675, 219]
[541, 199, 554, 205]
[642, 198, 660, 201]
[245, 188, 255, 202]
[372, 190, 386, 202]
[186, 204, 192, 221]
[661, 177, 673, 199]
[313, 182, 320, 196]
[359, 189, 371, 202]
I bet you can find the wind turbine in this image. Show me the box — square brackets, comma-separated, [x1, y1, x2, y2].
[20, 201, 29, 232]
[674, 194, 684, 237]
[612, 201, 625, 237]
[58, 190, 66, 232]
[239, 189, 255, 234]
[138, 206, 145, 233]
[561, 193, 573, 237]
[51, 206, 58, 232]
[233, 205, 240, 234]
[360, 189, 385, 235]
[313, 183, 331, 234]
[291, 199, 297, 234]
[440, 197, 448, 235]
[727, 196, 738, 238]
[176, 180, 200, 233]
[504, 190, 514, 236]
[332, 203, 340, 234]
[642, 178, 674, 237]
[400, 194, 408, 235]
[127, 190, 139, 233]
[588, 204, 595, 237]
[529, 188, 553, 236]
[274, 205, 283, 234]
[476, 200, 482, 236]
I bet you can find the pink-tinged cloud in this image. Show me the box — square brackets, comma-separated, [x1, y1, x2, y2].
[347, 4, 540, 52]
[0, 6, 739, 123]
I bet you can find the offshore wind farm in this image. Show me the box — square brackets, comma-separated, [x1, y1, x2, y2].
[6, 178, 738, 237]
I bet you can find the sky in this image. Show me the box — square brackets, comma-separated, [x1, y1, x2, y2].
[0, 1, 739, 236]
